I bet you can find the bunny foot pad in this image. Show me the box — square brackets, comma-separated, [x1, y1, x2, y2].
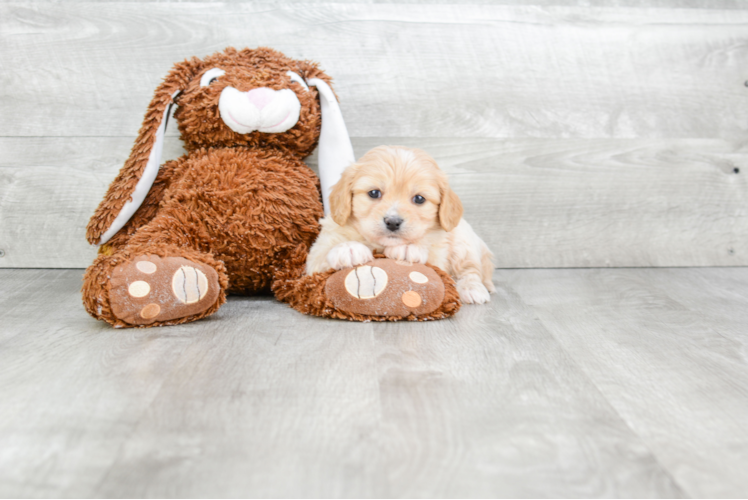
[109, 255, 220, 326]
[326, 259, 447, 317]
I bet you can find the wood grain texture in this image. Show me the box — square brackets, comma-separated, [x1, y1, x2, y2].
[0, 137, 187, 268]
[0, 270, 205, 497]
[2, 3, 748, 138]
[0, 268, 698, 497]
[2, 136, 746, 268]
[503, 267, 748, 498]
[43, 0, 748, 7]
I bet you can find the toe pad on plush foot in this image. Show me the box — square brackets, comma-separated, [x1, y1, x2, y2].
[325, 259, 445, 317]
[110, 255, 220, 326]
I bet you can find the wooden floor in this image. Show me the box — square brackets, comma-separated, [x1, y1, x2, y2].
[0, 267, 746, 498]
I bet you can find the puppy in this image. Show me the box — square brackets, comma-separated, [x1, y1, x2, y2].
[306, 146, 495, 304]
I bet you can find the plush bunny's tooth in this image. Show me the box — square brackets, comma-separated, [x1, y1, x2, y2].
[307, 78, 355, 217]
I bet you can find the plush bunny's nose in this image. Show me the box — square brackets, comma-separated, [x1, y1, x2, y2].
[246, 88, 275, 110]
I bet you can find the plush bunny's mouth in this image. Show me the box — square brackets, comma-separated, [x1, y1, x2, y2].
[219, 86, 301, 134]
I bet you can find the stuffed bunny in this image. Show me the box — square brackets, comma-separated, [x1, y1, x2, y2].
[82, 47, 459, 327]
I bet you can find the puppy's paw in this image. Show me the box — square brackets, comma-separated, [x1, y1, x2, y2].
[327, 242, 374, 270]
[384, 244, 429, 264]
[458, 281, 491, 304]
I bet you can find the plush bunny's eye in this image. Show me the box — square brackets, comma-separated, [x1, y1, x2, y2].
[286, 71, 309, 92]
[200, 68, 225, 87]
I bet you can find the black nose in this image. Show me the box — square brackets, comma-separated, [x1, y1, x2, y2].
[384, 216, 403, 232]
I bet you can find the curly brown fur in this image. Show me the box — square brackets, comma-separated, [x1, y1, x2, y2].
[100, 158, 185, 252]
[121, 148, 323, 293]
[82, 46, 459, 328]
[86, 58, 204, 245]
[174, 47, 333, 156]
[86, 48, 330, 246]
[82, 47, 329, 327]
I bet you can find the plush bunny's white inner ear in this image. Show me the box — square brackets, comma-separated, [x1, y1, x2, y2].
[98, 90, 180, 245]
[306, 78, 355, 217]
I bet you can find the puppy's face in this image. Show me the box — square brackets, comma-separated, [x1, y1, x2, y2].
[330, 146, 464, 247]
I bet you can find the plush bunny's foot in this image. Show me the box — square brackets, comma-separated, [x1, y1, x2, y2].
[325, 259, 448, 318]
[109, 255, 221, 326]
[272, 249, 461, 321]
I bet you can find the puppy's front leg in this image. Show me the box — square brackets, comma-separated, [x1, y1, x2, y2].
[457, 274, 491, 304]
[384, 244, 429, 264]
[326, 241, 375, 270]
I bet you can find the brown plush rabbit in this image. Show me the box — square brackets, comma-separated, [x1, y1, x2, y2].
[82, 47, 459, 327]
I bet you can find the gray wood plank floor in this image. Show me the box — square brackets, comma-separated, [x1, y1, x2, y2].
[1, 268, 746, 497]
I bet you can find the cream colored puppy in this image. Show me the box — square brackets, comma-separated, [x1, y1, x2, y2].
[306, 146, 495, 304]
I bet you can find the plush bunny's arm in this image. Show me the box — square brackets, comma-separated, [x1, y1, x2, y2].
[307, 78, 355, 217]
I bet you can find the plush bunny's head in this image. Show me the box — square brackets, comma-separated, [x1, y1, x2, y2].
[87, 47, 354, 245]
[174, 47, 332, 155]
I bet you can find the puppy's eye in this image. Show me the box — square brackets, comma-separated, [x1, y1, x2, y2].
[200, 68, 225, 87]
[368, 190, 382, 199]
[412, 195, 426, 205]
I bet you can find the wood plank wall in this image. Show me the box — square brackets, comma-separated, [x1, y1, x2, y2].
[1, 1, 747, 268]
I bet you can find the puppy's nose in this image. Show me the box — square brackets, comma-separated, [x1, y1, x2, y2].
[245, 88, 275, 110]
[384, 216, 403, 232]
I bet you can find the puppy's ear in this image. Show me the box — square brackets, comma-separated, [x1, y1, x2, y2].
[86, 57, 204, 245]
[438, 176, 464, 232]
[329, 164, 358, 226]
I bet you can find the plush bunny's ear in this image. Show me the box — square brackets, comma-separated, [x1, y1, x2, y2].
[86, 58, 203, 245]
[306, 78, 355, 217]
